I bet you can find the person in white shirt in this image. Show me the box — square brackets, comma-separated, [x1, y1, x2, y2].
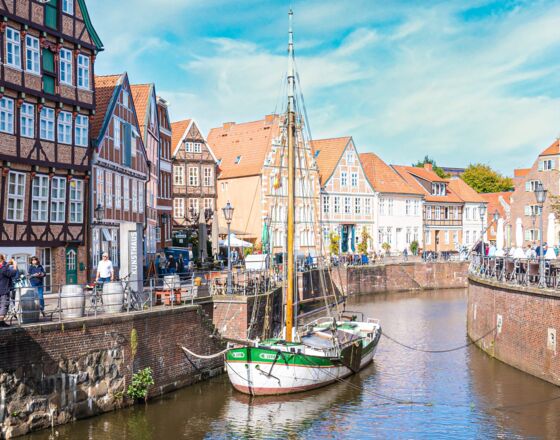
[96, 252, 114, 283]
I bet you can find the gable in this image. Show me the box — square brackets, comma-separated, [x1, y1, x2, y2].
[76, 0, 104, 50]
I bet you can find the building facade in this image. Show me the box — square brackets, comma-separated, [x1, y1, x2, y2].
[0, 0, 103, 288]
[156, 97, 172, 251]
[360, 153, 424, 253]
[171, 119, 218, 251]
[89, 73, 148, 278]
[448, 178, 487, 249]
[314, 137, 375, 254]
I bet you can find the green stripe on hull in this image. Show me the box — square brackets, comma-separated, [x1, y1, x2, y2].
[226, 347, 335, 367]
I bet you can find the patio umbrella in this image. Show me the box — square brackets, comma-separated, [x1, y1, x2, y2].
[261, 219, 270, 254]
[219, 234, 252, 248]
[545, 213, 557, 260]
[513, 218, 525, 259]
[212, 211, 220, 259]
[198, 209, 208, 261]
[495, 218, 505, 257]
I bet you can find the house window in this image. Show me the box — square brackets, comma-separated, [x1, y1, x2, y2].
[344, 196, 351, 214]
[426, 206, 432, 220]
[388, 199, 394, 215]
[69, 179, 84, 223]
[346, 150, 354, 164]
[6, 28, 21, 68]
[113, 117, 121, 149]
[75, 115, 88, 147]
[105, 171, 112, 208]
[62, 0, 74, 14]
[96, 168, 104, 206]
[50, 177, 66, 223]
[414, 227, 419, 242]
[122, 90, 129, 108]
[7, 172, 25, 222]
[435, 206, 441, 220]
[354, 197, 361, 214]
[57, 111, 72, 144]
[189, 198, 199, 216]
[174, 165, 184, 185]
[234, 155, 241, 164]
[123, 178, 130, 211]
[341, 172, 347, 186]
[185, 142, 192, 153]
[204, 198, 213, 211]
[77, 54, 90, 89]
[405, 200, 412, 216]
[25, 35, 40, 74]
[0, 97, 14, 134]
[465, 231, 470, 244]
[203, 167, 212, 186]
[188, 167, 199, 186]
[406, 228, 412, 244]
[334, 196, 340, 214]
[540, 159, 554, 171]
[365, 198, 371, 215]
[323, 195, 330, 214]
[132, 180, 138, 212]
[20, 103, 35, 138]
[32, 175, 49, 222]
[379, 198, 385, 215]
[525, 180, 541, 192]
[59, 48, 73, 85]
[454, 206, 460, 220]
[414, 200, 420, 216]
[194, 142, 202, 153]
[40, 107, 55, 140]
[114, 175, 122, 209]
[41, 248, 52, 294]
[351, 172, 358, 187]
[138, 183, 144, 214]
[432, 182, 445, 196]
[445, 231, 450, 244]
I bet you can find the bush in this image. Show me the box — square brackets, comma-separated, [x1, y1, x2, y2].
[127, 367, 154, 402]
[410, 240, 419, 255]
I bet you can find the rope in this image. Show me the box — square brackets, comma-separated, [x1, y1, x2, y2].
[381, 326, 496, 353]
[180, 345, 229, 360]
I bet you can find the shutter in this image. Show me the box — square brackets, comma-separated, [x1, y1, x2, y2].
[524, 206, 531, 216]
[525, 181, 531, 191]
[45, 0, 58, 30]
[525, 230, 531, 241]
[538, 161, 544, 171]
[123, 123, 132, 167]
[42, 76, 55, 94]
[42, 49, 55, 73]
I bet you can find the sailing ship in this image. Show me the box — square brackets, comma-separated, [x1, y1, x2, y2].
[224, 10, 382, 396]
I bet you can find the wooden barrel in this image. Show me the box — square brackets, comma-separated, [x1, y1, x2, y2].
[17, 287, 40, 324]
[163, 274, 181, 290]
[102, 282, 124, 313]
[61, 285, 85, 318]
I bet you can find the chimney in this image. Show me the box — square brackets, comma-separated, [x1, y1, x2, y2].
[223, 122, 235, 130]
[424, 163, 433, 171]
[264, 114, 275, 124]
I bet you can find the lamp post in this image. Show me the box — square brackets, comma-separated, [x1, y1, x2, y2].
[94, 203, 104, 223]
[264, 214, 271, 289]
[535, 182, 547, 287]
[479, 203, 486, 255]
[222, 201, 234, 294]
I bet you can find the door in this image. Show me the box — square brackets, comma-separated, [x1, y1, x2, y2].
[66, 247, 78, 284]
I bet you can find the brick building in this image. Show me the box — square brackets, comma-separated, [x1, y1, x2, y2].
[0, 0, 103, 288]
[480, 192, 512, 244]
[448, 177, 487, 248]
[156, 97, 172, 251]
[313, 137, 375, 254]
[89, 73, 148, 279]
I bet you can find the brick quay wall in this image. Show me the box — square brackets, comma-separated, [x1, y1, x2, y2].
[467, 276, 560, 387]
[0, 305, 225, 439]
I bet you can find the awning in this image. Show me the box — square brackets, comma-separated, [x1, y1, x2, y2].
[102, 228, 113, 242]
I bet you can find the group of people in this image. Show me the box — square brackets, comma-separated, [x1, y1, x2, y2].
[155, 253, 189, 276]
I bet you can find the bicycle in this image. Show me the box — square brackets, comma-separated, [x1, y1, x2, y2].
[122, 274, 150, 311]
[85, 281, 104, 315]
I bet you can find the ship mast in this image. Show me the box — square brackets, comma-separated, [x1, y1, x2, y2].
[285, 9, 296, 342]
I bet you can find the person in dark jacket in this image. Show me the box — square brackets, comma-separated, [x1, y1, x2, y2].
[166, 255, 177, 274]
[28, 256, 46, 314]
[0, 254, 18, 326]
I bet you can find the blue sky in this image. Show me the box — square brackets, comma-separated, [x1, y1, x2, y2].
[88, 0, 560, 174]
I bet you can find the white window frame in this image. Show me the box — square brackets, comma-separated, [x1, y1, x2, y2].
[62, 0, 74, 14]
[132, 179, 138, 212]
[188, 167, 199, 186]
[57, 111, 72, 144]
[96, 168, 104, 207]
[115, 175, 122, 209]
[138, 183, 144, 214]
[341, 171, 347, 187]
[365, 197, 371, 215]
[6, 28, 21, 69]
[122, 90, 129, 108]
[105, 171, 113, 208]
[77, 54, 90, 89]
[75, 114, 88, 147]
[174, 165, 184, 185]
[194, 142, 201, 153]
[351, 172, 358, 188]
[344, 196, 351, 214]
[31, 175, 49, 222]
[20, 103, 35, 138]
[123, 177, 130, 211]
[113, 117, 121, 149]
[69, 179, 84, 223]
[323, 195, 330, 214]
[203, 167, 212, 186]
[59, 48, 73, 85]
[188, 198, 199, 216]
[50, 177, 66, 223]
[0, 97, 14, 134]
[354, 197, 361, 214]
[334, 196, 340, 214]
[174, 198, 185, 219]
[7, 171, 26, 222]
[25, 35, 40, 74]
[40, 107, 55, 141]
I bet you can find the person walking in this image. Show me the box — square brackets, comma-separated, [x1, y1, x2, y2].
[167, 255, 177, 274]
[177, 254, 185, 274]
[0, 255, 18, 327]
[28, 256, 46, 315]
[96, 252, 114, 284]
[403, 248, 408, 262]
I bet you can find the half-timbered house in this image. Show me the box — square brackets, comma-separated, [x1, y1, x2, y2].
[156, 96, 172, 251]
[90, 73, 148, 279]
[0, 0, 103, 288]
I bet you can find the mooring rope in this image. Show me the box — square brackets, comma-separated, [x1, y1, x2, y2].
[180, 345, 229, 360]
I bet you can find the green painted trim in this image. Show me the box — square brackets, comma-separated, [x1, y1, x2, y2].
[226, 347, 335, 367]
[77, 0, 104, 50]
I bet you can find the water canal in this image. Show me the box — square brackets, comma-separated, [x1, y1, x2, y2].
[25, 289, 560, 439]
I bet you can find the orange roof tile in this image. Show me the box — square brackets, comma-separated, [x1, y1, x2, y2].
[403, 165, 447, 183]
[130, 84, 153, 142]
[392, 165, 464, 203]
[540, 139, 560, 157]
[480, 192, 512, 219]
[311, 137, 351, 183]
[360, 153, 423, 195]
[208, 115, 281, 179]
[92, 74, 122, 140]
[514, 168, 530, 178]
[170, 119, 192, 156]
[448, 178, 486, 203]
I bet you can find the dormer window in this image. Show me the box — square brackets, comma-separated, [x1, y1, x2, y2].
[432, 182, 446, 196]
[234, 155, 242, 164]
[346, 150, 354, 164]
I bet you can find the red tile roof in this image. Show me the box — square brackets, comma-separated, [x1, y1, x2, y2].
[130, 84, 153, 142]
[360, 153, 423, 195]
[447, 178, 486, 203]
[514, 168, 530, 178]
[92, 74, 122, 140]
[207, 115, 281, 179]
[392, 165, 464, 203]
[170, 119, 192, 156]
[311, 137, 351, 183]
[480, 192, 512, 219]
[540, 139, 560, 157]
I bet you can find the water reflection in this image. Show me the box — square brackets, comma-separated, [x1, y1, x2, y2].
[25, 289, 560, 439]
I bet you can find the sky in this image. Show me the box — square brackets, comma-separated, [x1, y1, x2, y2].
[87, 0, 560, 175]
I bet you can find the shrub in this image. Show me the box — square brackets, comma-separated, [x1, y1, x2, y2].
[127, 367, 154, 402]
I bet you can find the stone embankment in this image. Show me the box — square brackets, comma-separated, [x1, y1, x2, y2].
[467, 275, 560, 386]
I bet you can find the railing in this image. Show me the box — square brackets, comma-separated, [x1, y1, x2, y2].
[208, 268, 282, 296]
[468, 253, 560, 289]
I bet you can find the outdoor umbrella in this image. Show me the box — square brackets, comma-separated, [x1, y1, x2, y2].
[495, 218, 505, 257]
[545, 213, 557, 260]
[261, 219, 270, 254]
[513, 218, 525, 258]
[219, 234, 252, 248]
[198, 209, 208, 261]
[212, 211, 220, 259]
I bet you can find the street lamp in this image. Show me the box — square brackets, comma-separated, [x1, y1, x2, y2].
[222, 201, 234, 294]
[94, 203, 104, 223]
[479, 203, 486, 255]
[535, 182, 547, 287]
[264, 214, 271, 289]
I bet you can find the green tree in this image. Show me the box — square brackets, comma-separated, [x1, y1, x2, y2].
[413, 155, 449, 178]
[461, 163, 514, 193]
[357, 227, 370, 254]
[329, 232, 340, 255]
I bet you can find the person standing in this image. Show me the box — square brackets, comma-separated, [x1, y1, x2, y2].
[28, 256, 46, 315]
[96, 252, 114, 284]
[167, 255, 177, 274]
[0, 255, 18, 327]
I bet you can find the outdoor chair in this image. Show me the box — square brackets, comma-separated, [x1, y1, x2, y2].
[504, 259, 516, 284]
